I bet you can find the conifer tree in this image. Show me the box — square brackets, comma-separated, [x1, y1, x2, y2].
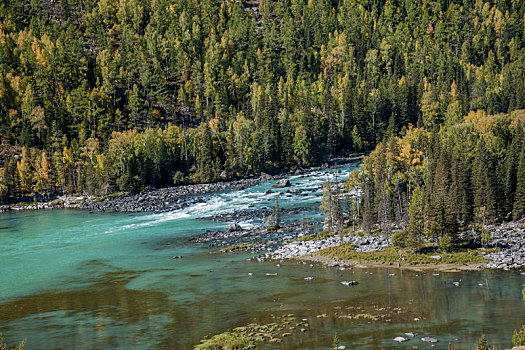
[513, 144, 525, 219]
[407, 185, 424, 249]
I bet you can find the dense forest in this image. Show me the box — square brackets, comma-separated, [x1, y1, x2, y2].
[2, 0, 525, 200]
[341, 110, 525, 249]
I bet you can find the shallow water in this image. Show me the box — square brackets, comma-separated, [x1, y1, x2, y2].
[1, 165, 524, 349]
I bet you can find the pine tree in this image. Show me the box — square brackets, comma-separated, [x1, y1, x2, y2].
[407, 185, 425, 250]
[505, 124, 524, 217]
[513, 144, 525, 219]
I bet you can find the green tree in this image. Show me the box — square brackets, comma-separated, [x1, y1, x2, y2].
[407, 185, 425, 249]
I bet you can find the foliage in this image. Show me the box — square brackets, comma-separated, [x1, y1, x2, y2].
[391, 231, 408, 249]
[514, 325, 525, 347]
[0, 333, 25, 350]
[476, 334, 495, 350]
[3, 0, 525, 201]
[341, 111, 525, 250]
[172, 171, 185, 186]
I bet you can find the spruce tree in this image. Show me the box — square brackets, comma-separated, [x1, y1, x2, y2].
[513, 144, 525, 219]
[505, 123, 524, 217]
[407, 185, 425, 250]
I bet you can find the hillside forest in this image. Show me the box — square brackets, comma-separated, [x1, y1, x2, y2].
[2, 0, 525, 202]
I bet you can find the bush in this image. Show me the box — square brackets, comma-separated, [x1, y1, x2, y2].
[476, 334, 494, 350]
[392, 231, 408, 248]
[440, 234, 453, 252]
[513, 325, 525, 347]
[172, 171, 185, 186]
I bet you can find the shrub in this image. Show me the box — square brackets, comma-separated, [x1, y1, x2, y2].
[513, 325, 525, 347]
[439, 234, 453, 252]
[172, 171, 185, 186]
[392, 231, 408, 248]
[476, 334, 494, 350]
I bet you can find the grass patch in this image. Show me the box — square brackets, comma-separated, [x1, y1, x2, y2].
[214, 243, 256, 253]
[194, 314, 309, 350]
[318, 244, 493, 265]
[294, 230, 337, 242]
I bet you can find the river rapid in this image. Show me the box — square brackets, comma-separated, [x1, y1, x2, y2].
[1, 164, 524, 349]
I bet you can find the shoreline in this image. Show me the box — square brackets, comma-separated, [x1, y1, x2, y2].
[0, 156, 365, 214]
[296, 253, 483, 272]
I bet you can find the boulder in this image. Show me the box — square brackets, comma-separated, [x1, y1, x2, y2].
[272, 179, 291, 188]
[227, 223, 243, 232]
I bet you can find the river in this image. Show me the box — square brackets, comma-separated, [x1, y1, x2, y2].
[1, 164, 524, 349]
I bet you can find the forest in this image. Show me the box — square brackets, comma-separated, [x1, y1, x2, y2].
[2, 0, 525, 201]
[341, 110, 525, 250]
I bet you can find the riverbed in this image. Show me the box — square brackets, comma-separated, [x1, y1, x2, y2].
[1, 164, 524, 349]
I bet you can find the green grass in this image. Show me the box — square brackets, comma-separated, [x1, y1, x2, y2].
[194, 315, 309, 350]
[293, 230, 337, 242]
[214, 243, 256, 253]
[318, 244, 493, 265]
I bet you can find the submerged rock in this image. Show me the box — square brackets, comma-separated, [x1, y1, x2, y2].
[272, 179, 291, 188]
[421, 337, 438, 343]
[393, 337, 408, 342]
[340, 280, 359, 286]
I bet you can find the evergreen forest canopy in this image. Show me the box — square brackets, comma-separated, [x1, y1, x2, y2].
[2, 0, 525, 200]
[342, 110, 525, 250]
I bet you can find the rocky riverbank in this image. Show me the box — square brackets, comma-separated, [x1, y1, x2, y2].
[191, 213, 525, 271]
[0, 156, 365, 213]
[259, 234, 390, 261]
[484, 220, 525, 270]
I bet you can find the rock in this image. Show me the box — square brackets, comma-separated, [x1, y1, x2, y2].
[272, 179, 291, 188]
[172, 256, 183, 259]
[453, 281, 460, 287]
[430, 255, 442, 260]
[405, 332, 417, 337]
[304, 277, 314, 280]
[227, 223, 243, 232]
[265, 189, 274, 194]
[265, 273, 278, 276]
[393, 337, 408, 342]
[286, 188, 301, 194]
[260, 172, 273, 181]
[340, 280, 359, 286]
[248, 273, 253, 276]
[421, 337, 438, 343]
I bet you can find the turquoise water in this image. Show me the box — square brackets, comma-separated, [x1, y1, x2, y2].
[1, 165, 524, 349]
